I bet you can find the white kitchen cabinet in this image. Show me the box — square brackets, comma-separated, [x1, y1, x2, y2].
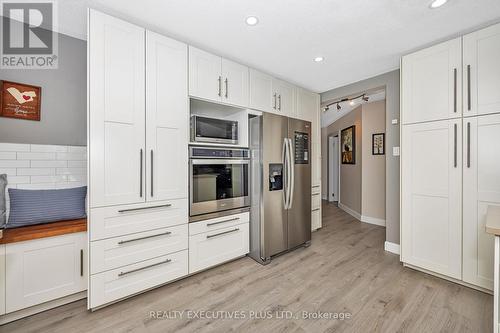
[272, 79, 296, 117]
[189, 47, 248, 108]
[401, 38, 462, 124]
[463, 114, 500, 290]
[0, 245, 4, 316]
[463, 23, 500, 117]
[146, 31, 188, 202]
[249, 69, 274, 112]
[88, 10, 146, 208]
[5, 233, 87, 313]
[401, 119, 462, 279]
[189, 222, 249, 273]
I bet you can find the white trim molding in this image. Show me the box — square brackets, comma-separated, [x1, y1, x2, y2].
[384, 241, 400, 255]
[338, 202, 361, 221]
[361, 215, 386, 227]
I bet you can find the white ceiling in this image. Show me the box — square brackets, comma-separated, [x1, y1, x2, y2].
[54, 0, 500, 92]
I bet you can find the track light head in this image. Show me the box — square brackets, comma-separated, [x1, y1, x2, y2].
[324, 106, 329, 112]
[362, 96, 369, 102]
[336, 104, 341, 111]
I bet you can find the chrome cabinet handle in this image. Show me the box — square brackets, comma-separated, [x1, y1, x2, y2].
[312, 208, 320, 212]
[150, 150, 154, 197]
[118, 231, 172, 245]
[453, 68, 457, 113]
[453, 123, 457, 168]
[278, 94, 282, 111]
[312, 193, 320, 196]
[467, 65, 471, 111]
[206, 228, 239, 239]
[218, 76, 222, 97]
[224, 78, 228, 98]
[207, 217, 240, 226]
[118, 203, 172, 213]
[118, 259, 171, 277]
[273, 93, 277, 109]
[312, 185, 320, 188]
[140, 149, 143, 197]
[80, 249, 83, 277]
[467, 122, 471, 168]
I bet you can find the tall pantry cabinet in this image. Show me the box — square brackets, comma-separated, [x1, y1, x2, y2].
[87, 10, 189, 309]
[401, 22, 500, 290]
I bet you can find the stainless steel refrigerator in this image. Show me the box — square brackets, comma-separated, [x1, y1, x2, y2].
[249, 113, 311, 264]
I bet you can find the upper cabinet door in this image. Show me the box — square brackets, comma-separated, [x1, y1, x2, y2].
[402, 38, 462, 125]
[463, 23, 500, 117]
[296, 88, 316, 121]
[221, 59, 248, 108]
[273, 79, 296, 117]
[88, 10, 146, 208]
[146, 31, 188, 202]
[249, 69, 274, 112]
[189, 47, 222, 102]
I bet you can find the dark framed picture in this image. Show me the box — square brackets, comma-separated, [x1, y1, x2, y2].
[341, 125, 355, 164]
[372, 133, 385, 155]
[0, 80, 42, 121]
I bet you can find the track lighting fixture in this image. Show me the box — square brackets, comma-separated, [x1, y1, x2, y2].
[322, 93, 370, 112]
[337, 104, 341, 110]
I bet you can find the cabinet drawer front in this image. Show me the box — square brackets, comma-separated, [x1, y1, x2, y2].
[311, 185, 321, 195]
[189, 212, 249, 236]
[90, 250, 188, 309]
[312, 193, 321, 209]
[312, 208, 321, 231]
[6, 233, 87, 313]
[189, 223, 249, 274]
[90, 224, 188, 274]
[90, 199, 188, 241]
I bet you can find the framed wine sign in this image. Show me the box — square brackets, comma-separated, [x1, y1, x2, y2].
[0, 80, 42, 121]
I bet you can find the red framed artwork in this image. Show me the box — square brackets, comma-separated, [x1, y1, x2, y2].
[0, 80, 42, 121]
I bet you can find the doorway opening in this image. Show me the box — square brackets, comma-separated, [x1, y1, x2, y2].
[328, 135, 339, 203]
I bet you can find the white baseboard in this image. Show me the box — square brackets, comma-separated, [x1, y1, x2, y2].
[361, 215, 386, 227]
[384, 241, 400, 255]
[338, 203, 361, 221]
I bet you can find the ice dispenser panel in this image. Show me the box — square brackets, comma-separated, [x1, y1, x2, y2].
[269, 164, 283, 191]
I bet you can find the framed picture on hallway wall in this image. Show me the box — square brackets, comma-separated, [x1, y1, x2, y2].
[372, 133, 385, 155]
[341, 125, 355, 164]
[0, 80, 42, 121]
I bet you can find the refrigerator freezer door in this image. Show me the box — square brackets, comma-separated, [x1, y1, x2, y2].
[262, 113, 289, 258]
[287, 118, 312, 249]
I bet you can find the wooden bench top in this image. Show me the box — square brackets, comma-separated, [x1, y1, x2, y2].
[486, 206, 500, 236]
[0, 219, 87, 244]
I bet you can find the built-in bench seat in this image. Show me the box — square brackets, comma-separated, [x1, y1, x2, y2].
[0, 218, 87, 244]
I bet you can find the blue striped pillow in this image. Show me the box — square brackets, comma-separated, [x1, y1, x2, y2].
[7, 186, 87, 228]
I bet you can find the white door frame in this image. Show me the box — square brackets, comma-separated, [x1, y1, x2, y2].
[328, 134, 340, 202]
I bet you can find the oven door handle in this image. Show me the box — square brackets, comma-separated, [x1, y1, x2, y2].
[190, 159, 250, 165]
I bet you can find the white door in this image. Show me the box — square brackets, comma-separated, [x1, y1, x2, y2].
[329, 136, 339, 202]
[463, 114, 500, 290]
[401, 119, 462, 279]
[221, 58, 248, 108]
[401, 38, 462, 124]
[146, 31, 188, 202]
[88, 10, 146, 207]
[249, 69, 273, 112]
[189, 47, 222, 102]
[0, 245, 5, 315]
[5, 233, 87, 313]
[463, 23, 500, 117]
[273, 79, 295, 117]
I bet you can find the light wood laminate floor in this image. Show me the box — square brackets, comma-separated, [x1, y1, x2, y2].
[1, 201, 492, 333]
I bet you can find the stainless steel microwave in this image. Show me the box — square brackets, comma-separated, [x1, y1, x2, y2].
[191, 115, 238, 145]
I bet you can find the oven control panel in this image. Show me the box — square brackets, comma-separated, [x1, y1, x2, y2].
[190, 147, 250, 159]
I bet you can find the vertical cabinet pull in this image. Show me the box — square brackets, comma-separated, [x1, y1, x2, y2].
[453, 68, 457, 113]
[273, 93, 277, 109]
[139, 149, 143, 197]
[150, 150, 154, 197]
[278, 94, 282, 111]
[224, 78, 228, 98]
[80, 249, 83, 277]
[467, 65, 471, 111]
[467, 122, 471, 168]
[218, 76, 222, 97]
[453, 124, 457, 168]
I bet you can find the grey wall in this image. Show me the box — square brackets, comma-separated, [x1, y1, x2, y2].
[321, 70, 400, 245]
[0, 23, 86, 146]
[322, 106, 363, 215]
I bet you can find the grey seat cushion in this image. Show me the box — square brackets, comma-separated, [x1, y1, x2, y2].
[0, 174, 6, 228]
[7, 186, 87, 228]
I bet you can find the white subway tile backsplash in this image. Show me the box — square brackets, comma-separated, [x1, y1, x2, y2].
[67, 160, 86, 168]
[66, 174, 86, 182]
[30, 175, 67, 183]
[31, 160, 67, 168]
[56, 167, 85, 175]
[30, 144, 69, 153]
[56, 152, 87, 161]
[6, 176, 30, 184]
[0, 160, 30, 168]
[0, 143, 30, 152]
[17, 183, 57, 190]
[0, 152, 16, 160]
[67, 146, 87, 153]
[56, 182, 86, 189]
[0, 168, 16, 176]
[17, 168, 56, 176]
[17, 152, 56, 160]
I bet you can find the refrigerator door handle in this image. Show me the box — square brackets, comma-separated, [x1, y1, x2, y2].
[282, 138, 289, 209]
[287, 138, 295, 209]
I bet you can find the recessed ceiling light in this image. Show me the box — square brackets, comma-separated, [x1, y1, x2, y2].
[430, 0, 448, 9]
[313, 56, 324, 62]
[349, 101, 355, 106]
[245, 16, 259, 26]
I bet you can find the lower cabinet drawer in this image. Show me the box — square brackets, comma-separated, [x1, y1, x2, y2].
[189, 223, 249, 274]
[311, 208, 321, 230]
[189, 212, 249, 236]
[90, 250, 188, 309]
[312, 193, 321, 209]
[90, 224, 188, 274]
